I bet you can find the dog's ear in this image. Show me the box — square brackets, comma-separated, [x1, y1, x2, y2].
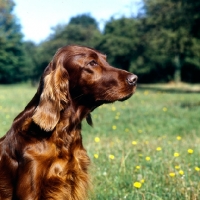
[86, 113, 93, 126]
[32, 61, 70, 131]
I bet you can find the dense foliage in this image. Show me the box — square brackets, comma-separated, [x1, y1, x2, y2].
[0, 0, 30, 83]
[139, 0, 200, 83]
[0, 0, 199, 83]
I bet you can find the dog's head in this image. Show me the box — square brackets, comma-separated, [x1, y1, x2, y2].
[32, 45, 137, 131]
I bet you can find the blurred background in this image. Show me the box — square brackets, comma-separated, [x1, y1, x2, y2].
[0, 0, 200, 84]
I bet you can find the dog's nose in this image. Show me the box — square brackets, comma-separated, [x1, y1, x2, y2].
[127, 74, 138, 85]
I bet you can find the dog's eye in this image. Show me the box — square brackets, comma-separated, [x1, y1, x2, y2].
[88, 60, 98, 67]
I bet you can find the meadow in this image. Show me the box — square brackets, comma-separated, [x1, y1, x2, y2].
[0, 84, 200, 200]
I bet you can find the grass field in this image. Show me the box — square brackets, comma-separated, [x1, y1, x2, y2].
[0, 83, 200, 200]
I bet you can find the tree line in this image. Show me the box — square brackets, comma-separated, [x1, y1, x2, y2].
[0, 0, 200, 84]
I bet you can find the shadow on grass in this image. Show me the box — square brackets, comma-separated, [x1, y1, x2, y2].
[138, 83, 200, 109]
[137, 83, 200, 94]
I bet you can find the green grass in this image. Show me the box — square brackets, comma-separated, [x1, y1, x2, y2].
[0, 84, 200, 200]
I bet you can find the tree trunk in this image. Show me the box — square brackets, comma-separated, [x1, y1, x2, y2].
[174, 54, 181, 83]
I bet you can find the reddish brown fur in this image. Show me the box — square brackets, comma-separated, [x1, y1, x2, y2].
[0, 45, 137, 200]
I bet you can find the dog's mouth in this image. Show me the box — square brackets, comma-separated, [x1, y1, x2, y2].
[118, 93, 133, 102]
[92, 85, 137, 109]
[95, 93, 133, 105]
[118, 85, 137, 102]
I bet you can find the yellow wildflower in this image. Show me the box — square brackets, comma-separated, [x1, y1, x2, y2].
[175, 165, 180, 169]
[176, 136, 182, 140]
[125, 128, 129, 132]
[156, 147, 162, 151]
[94, 154, 99, 159]
[109, 155, 115, 160]
[111, 106, 116, 111]
[188, 149, 194, 154]
[179, 170, 184, 175]
[145, 156, 151, 161]
[140, 179, 145, 183]
[138, 129, 142, 133]
[132, 141, 137, 145]
[94, 137, 100, 143]
[163, 107, 167, 112]
[169, 172, 176, 177]
[195, 167, 200, 171]
[112, 125, 117, 130]
[133, 182, 142, 189]
[135, 166, 140, 170]
[174, 152, 180, 157]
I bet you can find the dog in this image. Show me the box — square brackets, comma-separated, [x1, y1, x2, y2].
[0, 45, 137, 200]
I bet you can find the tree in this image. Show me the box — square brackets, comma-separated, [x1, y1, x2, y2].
[49, 13, 101, 47]
[23, 41, 40, 83]
[139, 0, 200, 83]
[97, 17, 140, 71]
[69, 13, 98, 29]
[0, 0, 27, 83]
[181, 0, 200, 82]
[36, 14, 102, 78]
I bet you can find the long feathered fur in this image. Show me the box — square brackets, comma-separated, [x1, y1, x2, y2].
[0, 45, 137, 200]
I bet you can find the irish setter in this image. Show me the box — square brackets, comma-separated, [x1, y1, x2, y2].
[0, 45, 137, 200]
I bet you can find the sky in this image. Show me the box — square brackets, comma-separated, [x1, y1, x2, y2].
[14, 0, 141, 43]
